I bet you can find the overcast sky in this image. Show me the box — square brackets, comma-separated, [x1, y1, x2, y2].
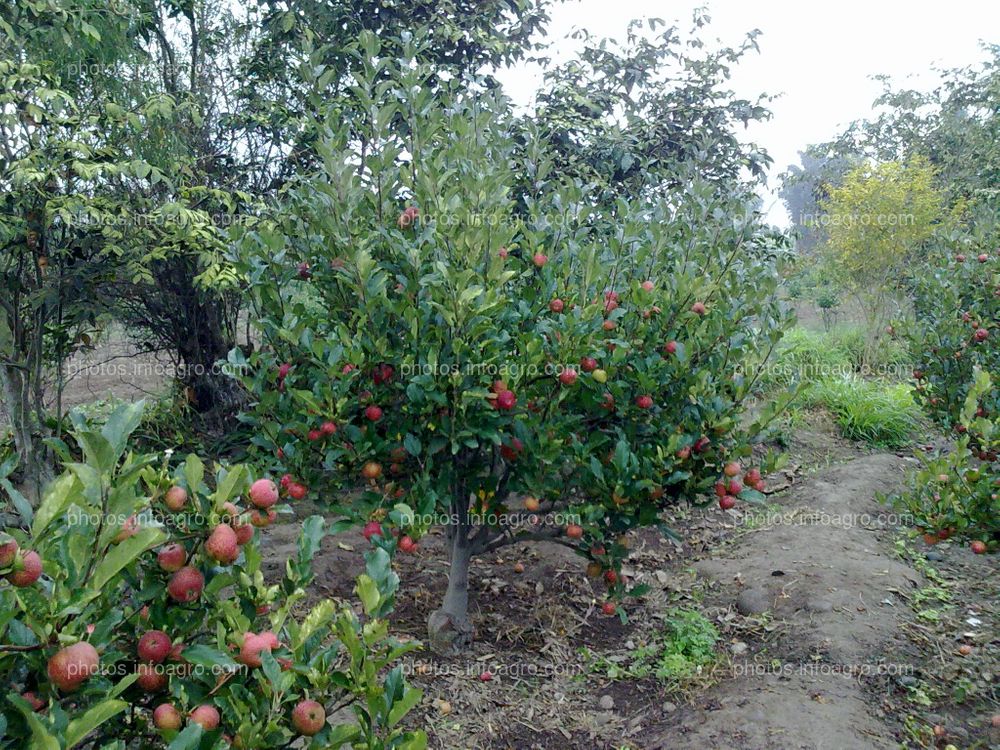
[495, 0, 999, 227]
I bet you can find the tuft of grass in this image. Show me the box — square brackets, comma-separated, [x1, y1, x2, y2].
[803, 376, 919, 447]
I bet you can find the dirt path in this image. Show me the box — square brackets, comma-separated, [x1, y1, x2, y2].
[653, 452, 921, 749]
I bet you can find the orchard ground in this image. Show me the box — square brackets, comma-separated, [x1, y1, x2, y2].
[257, 411, 1000, 750]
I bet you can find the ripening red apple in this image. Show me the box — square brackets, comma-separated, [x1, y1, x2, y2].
[580, 356, 598, 372]
[189, 704, 220, 730]
[549, 298, 564, 313]
[496, 390, 517, 410]
[153, 703, 183, 732]
[307, 429, 322, 442]
[693, 436, 710, 453]
[971, 540, 987, 554]
[635, 395, 653, 410]
[362, 521, 383, 541]
[249, 478, 279, 509]
[21, 691, 44, 712]
[640, 280, 654, 292]
[974, 328, 989, 342]
[398, 535, 418, 553]
[113, 514, 139, 543]
[364, 405, 383, 422]
[500, 437, 523, 462]
[238, 631, 278, 668]
[297, 262, 311, 280]
[719, 495, 737, 510]
[723, 462, 741, 477]
[7, 550, 42, 587]
[726, 479, 743, 496]
[250, 508, 277, 527]
[744, 468, 761, 485]
[47, 642, 99, 692]
[277, 362, 292, 379]
[523, 496, 540, 512]
[603, 569, 618, 584]
[676, 446, 691, 460]
[157, 543, 186, 572]
[601, 601, 617, 616]
[0, 539, 16, 568]
[164, 486, 187, 512]
[691, 301, 706, 315]
[361, 461, 383, 481]
[956, 253, 966, 262]
[559, 368, 578, 386]
[206, 524, 239, 564]
[978, 253, 989, 263]
[532, 252, 548, 268]
[167, 566, 204, 603]
[291, 699, 326, 736]
[498, 246, 509, 258]
[602, 320, 616, 331]
[565, 524, 584, 539]
[601, 392, 615, 410]
[664, 340, 677, 356]
[321, 421, 337, 436]
[136, 662, 167, 692]
[138, 630, 172, 663]
[287, 482, 307, 500]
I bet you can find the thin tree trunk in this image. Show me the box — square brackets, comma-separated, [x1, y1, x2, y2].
[426, 528, 474, 654]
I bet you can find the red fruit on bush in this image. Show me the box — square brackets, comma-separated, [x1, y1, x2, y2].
[744, 468, 761, 485]
[500, 437, 523, 462]
[532, 252, 548, 268]
[233, 518, 254, 546]
[341, 363, 355, 374]
[321, 421, 337, 436]
[167, 566, 204, 603]
[250, 508, 277, 527]
[978, 253, 989, 262]
[249, 478, 279, 509]
[580, 356, 598, 372]
[287, 482, 307, 500]
[157, 543, 186, 572]
[955, 253, 966, 262]
[752, 479, 766, 492]
[361, 461, 383, 481]
[153, 703, 183, 732]
[640, 280, 654, 292]
[47, 642, 99, 692]
[719, 495, 737, 510]
[676, 446, 691, 460]
[114, 514, 139, 543]
[601, 392, 615, 410]
[239, 632, 277, 668]
[497, 246, 509, 259]
[398, 535, 418, 553]
[291, 699, 326, 736]
[559, 368, 578, 386]
[726, 479, 743, 496]
[549, 298, 564, 313]
[664, 340, 678, 356]
[362, 521, 383, 541]
[690, 301, 707, 315]
[138, 630, 172, 663]
[277, 362, 292, 379]
[0, 539, 16, 568]
[565, 524, 584, 540]
[723, 462, 741, 478]
[479, 670, 493, 682]
[603, 569, 618, 584]
[189, 704, 220, 730]
[297, 262, 311, 279]
[136, 662, 167, 692]
[21, 691, 44, 712]
[602, 319, 616, 331]
[971, 540, 987, 554]
[974, 328, 989, 342]
[164, 486, 187, 512]
[635, 395, 653, 410]
[7, 550, 42, 587]
[714, 481, 726, 499]
[601, 601, 617, 616]
[364, 404, 383, 422]
[496, 390, 517, 411]
[206, 524, 239, 565]
[307, 429, 322, 442]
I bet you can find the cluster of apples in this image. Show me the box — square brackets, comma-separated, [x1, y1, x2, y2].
[714, 462, 765, 510]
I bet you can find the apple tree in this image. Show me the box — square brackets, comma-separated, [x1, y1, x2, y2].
[232, 32, 793, 652]
[0, 401, 426, 748]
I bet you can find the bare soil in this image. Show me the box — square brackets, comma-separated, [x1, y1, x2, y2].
[257, 416, 1000, 749]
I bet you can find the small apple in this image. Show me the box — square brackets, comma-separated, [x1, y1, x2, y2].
[136, 662, 167, 692]
[956, 253, 966, 262]
[602, 319, 615, 331]
[157, 543, 187, 572]
[47, 642, 99, 692]
[532, 252, 548, 268]
[0, 539, 17, 568]
[138, 630, 172, 663]
[364, 404, 383, 422]
[664, 340, 677, 356]
[565, 524, 584, 539]
[164, 486, 187, 512]
[153, 703, 183, 732]
[205, 524, 239, 564]
[362, 521, 383, 541]
[291, 699, 326, 736]
[719, 495, 736, 510]
[640, 280, 654, 292]
[189, 704, 220, 730]
[523, 496, 540, 512]
[167, 566, 204, 603]
[361, 461, 383, 481]
[580, 356, 598, 372]
[592, 368, 608, 383]
[549, 298, 564, 313]
[398, 535, 418, 553]
[971, 540, 987, 554]
[635, 395, 653, 410]
[601, 601, 617, 616]
[978, 253, 989, 262]
[7, 550, 42, 587]
[974, 328, 989, 342]
[249, 478, 279, 509]
[559, 368, 578, 386]
[691, 301, 707, 315]
[496, 390, 517, 411]
[321, 421, 337, 436]
[287, 482, 307, 500]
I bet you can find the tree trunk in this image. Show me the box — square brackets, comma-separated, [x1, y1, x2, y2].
[427, 531, 474, 654]
[176, 303, 245, 419]
[0, 363, 52, 506]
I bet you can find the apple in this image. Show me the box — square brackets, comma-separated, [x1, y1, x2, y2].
[362, 521, 383, 541]
[601, 392, 615, 410]
[603, 569, 618, 584]
[664, 340, 677, 356]
[321, 421, 337, 436]
[714, 482, 727, 499]
[523, 496, 540, 512]
[719, 495, 736, 510]
[307, 429, 322, 442]
[691, 301, 706, 315]
[7, 550, 42, 587]
[364, 404, 383, 422]
[744, 468, 761, 485]
[549, 298, 564, 313]
[297, 262, 311, 279]
[956, 254, 966, 262]
[726, 479, 743, 496]
[205, 524, 239, 564]
[153, 703, 183, 732]
[288, 482, 307, 500]
[189, 704, 220, 730]
[971, 540, 987, 554]
[136, 662, 167, 692]
[694, 436, 711, 453]
[341, 363, 355, 374]
[291, 699, 326, 736]
[592, 369, 607, 383]
[676, 446, 691, 460]
[157, 543, 186, 572]
[138, 630, 172, 663]
[21, 691, 44, 712]
[398, 535, 418, 553]
[239, 631, 278, 668]
[496, 390, 517, 410]
[532, 252, 548, 268]
[635, 395, 653, 410]
[978, 253, 989, 262]
[565, 524, 584, 539]
[372, 363, 395, 385]
[500, 437, 523, 462]
[723, 462, 741, 478]
[113, 514, 139, 543]
[167, 566, 204, 603]
[164, 486, 187, 512]
[249, 478, 279, 509]
[974, 328, 989, 342]
[640, 280, 654, 292]
[602, 319, 616, 331]
[47, 642, 99, 692]
[277, 362, 292, 379]
[498, 246, 509, 259]
[397, 210, 413, 229]
[0, 539, 17, 568]
[250, 508, 277, 527]
[559, 368, 578, 386]
[361, 461, 383, 481]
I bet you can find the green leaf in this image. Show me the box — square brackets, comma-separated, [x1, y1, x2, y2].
[8, 693, 58, 750]
[65, 699, 128, 748]
[355, 573, 380, 615]
[403, 433, 422, 456]
[183, 454, 205, 494]
[87, 527, 165, 595]
[100, 401, 146, 458]
[31, 472, 77, 539]
[180, 644, 239, 672]
[166, 723, 203, 750]
[387, 686, 423, 728]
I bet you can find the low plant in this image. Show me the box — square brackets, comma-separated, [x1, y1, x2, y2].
[803, 376, 919, 447]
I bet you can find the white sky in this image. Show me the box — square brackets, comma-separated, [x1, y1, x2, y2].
[495, 0, 1000, 227]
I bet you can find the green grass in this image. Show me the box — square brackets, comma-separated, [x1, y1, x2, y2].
[802, 376, 920, 448]
[763, 325, 910, 387]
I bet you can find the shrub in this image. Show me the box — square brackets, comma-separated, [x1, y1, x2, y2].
[803, 377, 919, 447]
[231, 35, 793, 652]
[0, 402, 425, 748]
